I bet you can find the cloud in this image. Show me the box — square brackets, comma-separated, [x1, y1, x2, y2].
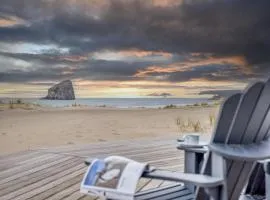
[0, 57, 162, 83]
[135, 55, 249, 77]
[0, 1, 269, 66]
[147, 92, 173, 97]
[199, 89, 242, 100]
[0, 0, 270, 87]
[0, 14, 27, 27]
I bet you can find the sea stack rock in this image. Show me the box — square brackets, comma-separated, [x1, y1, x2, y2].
[43, 80, 75, 100]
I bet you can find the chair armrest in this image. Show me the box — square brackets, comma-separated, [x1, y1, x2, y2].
[142, 169, 224, 188]
[176, 139, 208, 152]
[84, 158, 223, 187]
[177, 145, 208, 154]
[209, 139, 270, 161]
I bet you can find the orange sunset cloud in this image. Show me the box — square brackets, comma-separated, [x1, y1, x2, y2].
[135, 55, 248, 77]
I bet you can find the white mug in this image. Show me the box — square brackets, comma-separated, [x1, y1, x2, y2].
[183, 134, 200, 144]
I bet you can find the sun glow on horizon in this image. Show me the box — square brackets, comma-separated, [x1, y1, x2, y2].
[0, 78, 246, 99]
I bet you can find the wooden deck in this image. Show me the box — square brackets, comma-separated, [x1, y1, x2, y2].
[0, 137, 184, 200]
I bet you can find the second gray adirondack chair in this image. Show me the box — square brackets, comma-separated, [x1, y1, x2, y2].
[135, 78, 270, 200]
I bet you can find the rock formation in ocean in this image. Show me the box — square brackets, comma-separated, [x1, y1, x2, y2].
[43, 80, 75, 100]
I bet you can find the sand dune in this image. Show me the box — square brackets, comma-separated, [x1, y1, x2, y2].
[0, 107, 218, 155]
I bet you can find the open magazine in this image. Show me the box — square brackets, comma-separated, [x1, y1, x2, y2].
[80, 156, 150, 200]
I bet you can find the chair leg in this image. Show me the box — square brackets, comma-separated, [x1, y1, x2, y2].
[264, 162, 270, 200]
[184, 151, 204, 192]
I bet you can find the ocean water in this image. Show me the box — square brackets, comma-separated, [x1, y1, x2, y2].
[12, 98, 211, 108]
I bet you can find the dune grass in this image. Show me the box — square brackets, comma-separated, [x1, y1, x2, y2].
[0, 99, 41, 110]
[164, 102, 220, 110]
[209, 113, 216, 126]
[163, 104, 178, 109]
[176, 113, 216, 134]
[176, 117, 203, 133]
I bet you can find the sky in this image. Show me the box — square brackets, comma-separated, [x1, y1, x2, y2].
[0, 0, 270, 98]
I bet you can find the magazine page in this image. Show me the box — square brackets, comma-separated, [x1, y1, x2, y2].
[117, 161, 147, 194]
[80, 156, 148, 200]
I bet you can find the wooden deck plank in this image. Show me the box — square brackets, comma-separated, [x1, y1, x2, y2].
[11, 167, 86, 200]
[71, 142, 175, 155]
[0, 152, 45, 171]
[29, 174, 83, 200]
[66, 144, 177, 158]
[78, 196, 98, 200]
[0, 154, 61, 179]
[69, 139, 175, 151]
[41, 141, 176, 158]
[9, 153, 57, 166]
[0, 151, 42, 163]
[0, 156, 75, 185]
[38, 136, 176, 153]
[0, 164, 85, 200]
[160, 163, 184, 171]
[0, 157, 82, 194]
[62, 190, 88, 200]
[46, 182, 81, 200]
[0, 138, 185, 200]
[139, 179, 165, 192]
[159, 181, 178, 188]
[130, 152, 182, 161]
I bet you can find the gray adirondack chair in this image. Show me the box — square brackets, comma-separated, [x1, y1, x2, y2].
[178, 140, 267, 199]
[135, 79, 270, 200]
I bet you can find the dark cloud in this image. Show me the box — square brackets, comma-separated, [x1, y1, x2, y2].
[0, 0, 270, 84]
[167, 64, 231, 82]
[140, 63, 255, 83]
[0, 49, 176, 83]
[0, 57, 154, 83]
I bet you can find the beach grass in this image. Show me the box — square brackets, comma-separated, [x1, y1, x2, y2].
[175, 112, 217, 134]
[176, 117, 204, 133]
[163, 104, 178, 109]
[0, 99, 41, 110]
[164, 102, 220, 110]
[209, 113, 216, 126]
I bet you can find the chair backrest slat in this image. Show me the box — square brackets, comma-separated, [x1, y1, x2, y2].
[222, 82, 265, 199]
[196, 93, 242, 198]
[212, 93, 242, 143]
[226, 82, 264, 144]
[243, 79, 270, 143]
[200, 93, 242, 175]
[227, 80, 270, 199]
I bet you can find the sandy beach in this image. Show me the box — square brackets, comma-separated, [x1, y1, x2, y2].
[0, 106, 218, 155]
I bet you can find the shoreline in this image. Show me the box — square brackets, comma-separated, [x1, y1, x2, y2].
[0, 97, 220, 110]
[0, 99, 220, 111]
